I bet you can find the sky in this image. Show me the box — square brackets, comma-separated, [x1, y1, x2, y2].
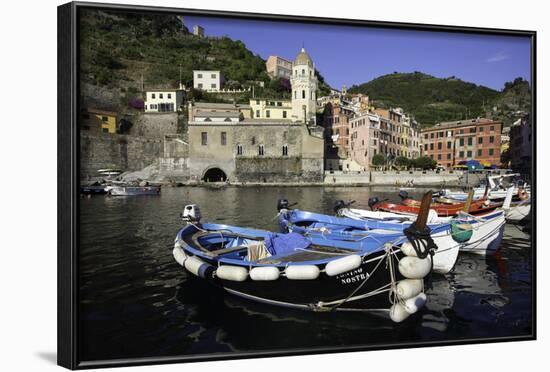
[184, 15, 531, 91]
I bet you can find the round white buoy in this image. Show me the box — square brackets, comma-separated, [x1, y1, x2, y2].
[400, 241, 418, 257]
[325, 255, 362, 277]
[184, 256, 214, 278]
[398, 256, 432, 279]
[389, 303, 410, 323]
[250, 266, 280, 281]
[216, 265, 248, 282]
[396, 279, 423, 299]
[285, 265, 320, 280]
[172, 246, 187, 266]
[404, 292, 428, 314]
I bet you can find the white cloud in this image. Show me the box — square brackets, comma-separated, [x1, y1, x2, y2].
[487, 52, 509, 63]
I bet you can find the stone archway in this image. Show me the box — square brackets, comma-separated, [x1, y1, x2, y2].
[202, 167, 227, 182]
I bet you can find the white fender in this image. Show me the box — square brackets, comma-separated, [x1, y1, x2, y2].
[250, 266, 280, 281]
[285, 265, 320, 280]
[216, 265, 248, 282]
[172, 246, 187, 266]
[184, 256, 210, 278]
[398, 256, 432, 279]
[396, 279, 423, 299]
[404, 292, 427, 314]
[389, 303, 410, 323]
[400, 241, 418, 257]
[325, 255, 362, 277]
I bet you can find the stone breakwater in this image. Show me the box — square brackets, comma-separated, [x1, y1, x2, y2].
[324, 170, 463, 187]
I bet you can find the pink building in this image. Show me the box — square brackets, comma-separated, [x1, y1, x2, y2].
[349, 113, 381, 170]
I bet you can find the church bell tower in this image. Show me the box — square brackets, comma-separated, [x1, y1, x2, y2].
[290, 47, 318, 124]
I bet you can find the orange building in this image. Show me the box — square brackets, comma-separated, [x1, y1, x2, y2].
[421, 118, 502, 168]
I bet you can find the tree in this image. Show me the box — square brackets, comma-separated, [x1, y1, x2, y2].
[394, 156, 410, 169]
[372, 154, 386, 168]
[412, 156, 436, 170]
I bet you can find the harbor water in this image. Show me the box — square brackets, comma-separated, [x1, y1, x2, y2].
[78, 186, 533, 362]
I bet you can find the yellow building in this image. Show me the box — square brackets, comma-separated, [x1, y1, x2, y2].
[249, 98, 292, 120]
[82, 108, 118, 134]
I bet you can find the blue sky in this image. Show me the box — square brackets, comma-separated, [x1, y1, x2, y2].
[184, 15, 531, 91]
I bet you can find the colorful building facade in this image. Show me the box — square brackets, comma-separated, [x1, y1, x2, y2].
[421, 118, 502, 168]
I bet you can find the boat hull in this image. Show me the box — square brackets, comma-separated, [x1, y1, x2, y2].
[200, 249, 405, 312]
[108, 185, 161, 196]
[458, 210, 506, 255]
[506, 203, 531, 222]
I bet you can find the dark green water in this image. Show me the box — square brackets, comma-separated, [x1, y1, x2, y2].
[78, 186, 533, 362]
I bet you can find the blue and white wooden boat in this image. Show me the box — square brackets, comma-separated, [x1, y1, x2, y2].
[278, 204, 459, 275]
[173, 202, 437, 323]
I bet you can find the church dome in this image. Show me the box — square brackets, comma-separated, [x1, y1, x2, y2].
[294, 47, 313, 67]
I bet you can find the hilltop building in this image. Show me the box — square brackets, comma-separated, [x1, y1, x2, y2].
[193, 70, 224, 92]
[193, 25, 204, 37]
[81, 108, 118, 134]
[290, 48, 318, 124]
[144, 89, 185, 113]
[421, 118, 502, 168]
[265, 56, 293, 80]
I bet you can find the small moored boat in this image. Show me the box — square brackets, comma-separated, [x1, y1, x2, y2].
[277, 197, 459, 275]
[107, 185, 161, 196]
[173, 196, 438, 322]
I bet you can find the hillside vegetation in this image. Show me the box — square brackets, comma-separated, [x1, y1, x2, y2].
[79, 9, 331, 107]
[349, 72, 530, 127]
[348, 72, 501, 126]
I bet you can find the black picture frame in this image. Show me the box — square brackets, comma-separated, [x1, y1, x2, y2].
[58, 1, 537, 369]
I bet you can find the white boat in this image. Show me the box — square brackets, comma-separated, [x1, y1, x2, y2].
[107, 185, 161, 196]
[504, 200, 531, 222]
[339, 187, 513, 257]
[440, 173, 530, 201]
[451, 209, 506, 256]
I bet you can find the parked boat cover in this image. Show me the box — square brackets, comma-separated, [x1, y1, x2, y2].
[264, 232, 311, 256]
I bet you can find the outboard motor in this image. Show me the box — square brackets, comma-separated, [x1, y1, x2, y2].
[398, 190, 409, 200]
[333, 200, 347, 215]
[367, 196, 380, 210]
[277, 199, 290, 212]
[181, 204, 202, 223]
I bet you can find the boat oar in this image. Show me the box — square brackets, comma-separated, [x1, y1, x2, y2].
[462, 190, 475, 213]
[411, 191, 432, 231]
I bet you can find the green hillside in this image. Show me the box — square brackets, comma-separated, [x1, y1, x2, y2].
[79, 9, 331, 105]
[348, 72, 502, 126]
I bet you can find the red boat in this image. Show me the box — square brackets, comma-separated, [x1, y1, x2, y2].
[373, 197, 501, 217]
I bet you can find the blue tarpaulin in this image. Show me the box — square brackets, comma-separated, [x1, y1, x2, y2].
[264, 232, 311, 256]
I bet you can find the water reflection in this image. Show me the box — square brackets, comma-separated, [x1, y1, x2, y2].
[78, 186, 532, 362]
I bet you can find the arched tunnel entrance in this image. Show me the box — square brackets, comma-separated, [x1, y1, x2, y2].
[202, 167, 227, 182]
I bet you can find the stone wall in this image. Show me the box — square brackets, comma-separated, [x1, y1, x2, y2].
[80, 132, 163, 179]
[187, 121, 325, 183]
[128, 112, 180, 138]
[235, 157, 303, 182]
[370, 170, 461, 186]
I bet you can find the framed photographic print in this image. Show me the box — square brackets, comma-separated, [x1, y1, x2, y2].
[58, 1, 536, 369]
